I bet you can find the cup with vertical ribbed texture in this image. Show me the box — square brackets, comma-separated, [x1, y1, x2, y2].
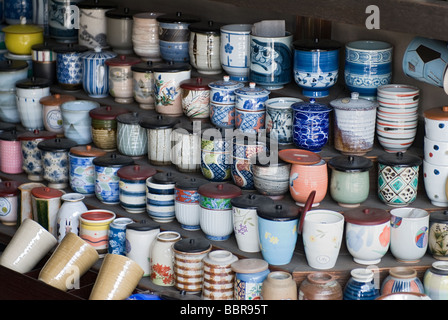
[38, 232, 99, 291]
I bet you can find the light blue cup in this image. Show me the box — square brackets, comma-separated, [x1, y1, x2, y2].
[257, 202, 300, 265]
[344, 40, 392, 100]
[60, 100, 99, 145]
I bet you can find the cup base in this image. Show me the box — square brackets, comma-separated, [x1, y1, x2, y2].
[267, 195, 285, 200]
[395, 258, 421, 264]
[229, 75, 249, 82]
[48, 182, 68, 189]
[205, 234, 231, 241]
[263, 84, 284, 90]
[338, 202, 361, 208]
[28, 174, 44, 182]
[139, 103, 155, 110]
[353, 257, 381, 265]
[431, 200, 448, 207]
[115, 97, 134, 104]
[100, 200, 120, 205]
[302, 88, 329, 98]
[1, 221, 16, 226]
[296, 201, 320, 207]
[433, 255, 448, 261]
[181, 224, 201, 231]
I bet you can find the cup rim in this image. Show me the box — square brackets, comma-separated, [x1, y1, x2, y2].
[390, 207, 429, 219]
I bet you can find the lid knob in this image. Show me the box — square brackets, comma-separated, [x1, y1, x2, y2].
[54, 93, 60, 99]
[443, 106, 448, 112]
[348, 155, 354, 163]
[106, 105, 112, 111]
[196, 77, 202, 84]
[20, 16, 26, 25]
[396, 152, 404, 160]
[363, 208, 370, 215]
[351, 92, 359, 100]
[217, 184, 223, 190]
[275, 204, 283, 210]
[223, 75, 230, 82]
[120, 55, 126, 61]
[248, 194, 256, 200]
[444, 210, 448, 215]
[5, 181, 11, 188]
[189, 238, 195, 245]
[176, 11, 182, 17]
[86, 145, 92, 151]
[249, 82, 256, 88]
[44, 187, 50, 192]
[310, 98, 316, 104]
[133, 165, 140, 171]
[124, 7, 129, 13]
[111, 153, 117, 159]
[33, 129, 40, 135]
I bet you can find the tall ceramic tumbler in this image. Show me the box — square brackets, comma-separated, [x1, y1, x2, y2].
[344, 40, 393, 100]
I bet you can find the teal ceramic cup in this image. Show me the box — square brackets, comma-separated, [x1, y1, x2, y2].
[257, 202, 299, 265]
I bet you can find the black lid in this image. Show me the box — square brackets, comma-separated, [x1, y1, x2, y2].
[173, 121, 214, 134]
[292, 38, 342, 51]
[127, 222, 160, 232]
[0, 59, 28, 71]
[139, 114, 181, 129]
[77, 0, 117, 9]
[0, 129, 18, 141]
[16, 77, 50, 89]
[156, 11, 200, 24]
[188, 20, 222, 34]
[37, 138, 78, 152]
[152, 171, 179, 184]
[152, 61, 192, 73]
[53, 43, 89, 54]
[0, 122, 15, 132]
[92, 153, 135, 167]
[230, 193, 273, 209]
[430, 210, 448, 224]
[117, 112, 142, 125]
[173, 238, 212, 253]
[377, 152, 422, 167]
[131, 60, 154, 73]
[105, 7, 135, 19]
[257, 201, 300, 221]
[328, 155, 373, 172]
[175, 176, 208, 190]
[31, 42, 55, 52]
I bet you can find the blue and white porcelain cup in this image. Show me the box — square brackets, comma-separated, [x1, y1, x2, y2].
[403, 37, 448, 94]
[234, 82, 269, 134]
[249, 32, 293, 90]
[146, 172, 179, 223]
[293, 39, 341, 98]
[80, 47, 117, 98]
[54, 44, 88, 91]
[4, 0, 32, 25]
[265, 97, 302, 145]
[344, 40, 393, 100]
[220, 24, 252, 82]
[108, 217, 134, 255]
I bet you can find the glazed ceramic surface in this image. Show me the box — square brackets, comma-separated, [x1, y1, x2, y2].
[0, 133, 22, 174]
[5, 0, 33, 25]
[0, 181, 19, 226]
[302, 209, 344, 269]
[0, 218, 56, 273]
[116, 113, 148, 157]
[231, 258, 270, 300]
[200, 133, 232, 182]
[180, 77, 211, 119]
[107, 217, 133, 255]
[188, 21, 222, 75]
[202, 250, 238, 300]
[146, 173, 177, 223]
[174, 177, 208, 231]
[390, 207, 429, 262]
[298, 272, 343, 300]
[424, 261, 448, 300]
[261, 271, 297, 300]
[132, 12, 163, 62]
[265, 97, 302, 145]
[78, 2, 116, 49]
[56, 192, 87, 242]
[15, 79, 50, 131]
[381, 267, 425, 295]
[31, 186, 64, 237]
[54, 44, 88, 90]
[171, 122, 203, 173]
[429, 211, 448, 260]
[40, 93, 76, 134]
[343, 268, 380, 300]
[17, 182, 45, 224]
[106, 55, 141, 103]
[249, 32, 293, 90]
[61, 99, 100, 144]
[252, 160, 291, 199]
[220, 24, 252, 82]
[424, 106, 448, 142]
[105, 7, 134, 54]
[79, 209, 116, 257]
[131, 61, 155, 109]
[150, 231, 181, 286]
[344, 40, 393, 100]
[3, 17, 44, 55]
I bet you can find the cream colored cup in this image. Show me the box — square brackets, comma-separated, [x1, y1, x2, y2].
[0, 218, 57, 273]
[89, 253, 144, 300]
[38, 232, 99, 291]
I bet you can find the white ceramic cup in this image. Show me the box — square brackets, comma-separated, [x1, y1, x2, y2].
[424, 136, 448, 166]
[302, 209, 344, 270]
[0, 218, 57, 273]
[423, 160, 448, 207]
[390, 207, 429, 262]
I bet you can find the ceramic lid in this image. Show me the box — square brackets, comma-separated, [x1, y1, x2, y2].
[0, 128, 18, 141]
[377, 151, 422, 167]
[139, 114, 181, 129]
[152, 61, 191, 73]
[292, 38, 342, 51]
[230, 193, 273, 209]
[291, 98, 332, 113]
[328, 155, 373, 172]
[105, 54, 142, 66]
[127, 222, 160, 232]
[173, 121, 214, 134]
[0, 181, 20, 196]
[188, 20, 223, 34]
[15, 77, 50, 89]
[2, 17, 43, 34]
[0, 122, 15, 132]
[156, 11, 200, 24]
[343, 206, 390, 225]
[105, 7, 135, 19]
[208, 75, 244, 91]
[92, 153, 134, 167]
[424, 105, 448, 120]
[39, 93, 76, 106]
[330, 92, 378, 111]
[151, 171, 179, 184]
[0, 59, 28, 71]
[231, 258, 269, 274]
[116, 112, 144, 125]
[31, 42, 54, 52]
[131, 61, 154, 73]
[175, 176, 208, 190]
[37, 138, 77, 152]
[234, 82, 270, 97]
[89, 105, 129, 120]
[17, 129, 57, 141]
[69, 144, 107, 157]
[80, 47, 117, 60]
[80, 210, 115, 220]
[198, 182, 242, 199]
[53, 43, 89, 54]
[173, 238, 212, 253]
[278, 148, 322, 165]
[117, 164, 157, 180]
[180, 77, 212, 91]
[31, 186, 64, 198]
[77, 0, 117, 9]
[257, 201, 300, 221]
[429, 210, 448, 224]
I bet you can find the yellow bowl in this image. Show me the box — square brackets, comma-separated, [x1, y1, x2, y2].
[3, 21, 44, 55]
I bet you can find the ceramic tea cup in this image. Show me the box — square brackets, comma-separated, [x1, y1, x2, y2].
[423, 160, 448, 207]
[89, 253, 144, 300]
[38, 232, 99, 291]
[390, 207, 429, 263]
[301, 209, 345, 269]
[0, 218, 57, 273]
